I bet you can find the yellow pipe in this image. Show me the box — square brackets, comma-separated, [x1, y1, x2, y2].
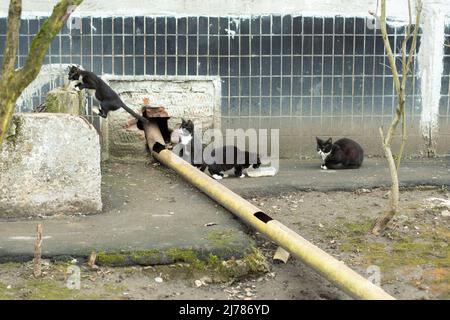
[144, 123, 395, 300]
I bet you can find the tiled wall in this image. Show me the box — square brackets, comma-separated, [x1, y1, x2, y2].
[0, 15, 426, 157]
[439, 18, 450, 153]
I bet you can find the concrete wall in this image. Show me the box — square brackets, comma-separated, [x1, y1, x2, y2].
[103, 76, 221, 161]
[0, 0, 441, 18]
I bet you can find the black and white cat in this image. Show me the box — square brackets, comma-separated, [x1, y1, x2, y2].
[68, 66, 147, 124]
[316, 137, 364, 170]
[204, 145, 261, 180]
[172, 119, 261, 179]
[172, 119, 204, 169]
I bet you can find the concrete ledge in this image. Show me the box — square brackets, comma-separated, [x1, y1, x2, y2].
[0, 161, 254, 265]
[0, 113, 102, 218]
[222, 158, 450, 197]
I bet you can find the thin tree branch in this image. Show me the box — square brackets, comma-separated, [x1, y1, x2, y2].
[379, 0, 402, 95]
[15, 0, 83, 91]
[1, 0, 21, 81]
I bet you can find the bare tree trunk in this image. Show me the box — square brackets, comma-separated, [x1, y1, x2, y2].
[372, 129, 400, 235]
[372, 0, 422, 235]
[0, 0, 83, 145]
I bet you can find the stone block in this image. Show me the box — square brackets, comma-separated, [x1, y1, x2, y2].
[0, 113, 102, 218]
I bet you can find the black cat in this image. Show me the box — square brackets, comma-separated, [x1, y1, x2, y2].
[68, 66, 147, 124]
[172, 119, 204, 169]
[316, 137, 364, 170]
[204, 145, 261, 180]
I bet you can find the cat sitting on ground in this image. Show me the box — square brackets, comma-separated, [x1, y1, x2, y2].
[171, 119, 205, 169]
[204, 145, 261, 180]
[316, 137, 364, 170]
[68, 65, 147, 124]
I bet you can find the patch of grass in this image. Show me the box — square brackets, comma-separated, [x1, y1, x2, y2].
[0, 279, 102, 300]
[332, 217, 449, 298]
[343, 220, 374, 236]
[102, 283, 127, 295]
[0, 262, 22, 270]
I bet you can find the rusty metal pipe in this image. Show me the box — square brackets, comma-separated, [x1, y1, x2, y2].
[143, 121, 395, 300]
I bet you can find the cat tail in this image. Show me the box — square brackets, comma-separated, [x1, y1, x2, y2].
[120, 103, 149, 124]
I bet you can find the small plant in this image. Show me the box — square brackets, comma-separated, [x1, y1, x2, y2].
[371, 0, 423, 235]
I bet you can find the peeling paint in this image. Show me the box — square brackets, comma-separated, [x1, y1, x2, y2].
[418, 3, 445, 149]
[1, 0, 439, 19]
[16, 64, 72, 112]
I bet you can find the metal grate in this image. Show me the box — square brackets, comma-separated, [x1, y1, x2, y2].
[440, 16, 450, 131]
[0, 15, 424, 153]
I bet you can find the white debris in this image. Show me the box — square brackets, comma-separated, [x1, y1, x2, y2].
[224, 28, 236, 38]
[246, 166, 277, 178]
[154, 277, 163, 283]
[194, 280, 203, 287]
[426, 197, 450, 209]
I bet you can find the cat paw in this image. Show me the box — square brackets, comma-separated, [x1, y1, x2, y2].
[92, 107, 100, 115]
[239, 174, 245, 178]
[321, 165, 328, 170]
[222, 174, 229, 178]
[212, 174, 223, 180]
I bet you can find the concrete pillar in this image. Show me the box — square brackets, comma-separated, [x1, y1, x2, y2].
[418, 2, 446, 156]
[45, 87, 85, 115]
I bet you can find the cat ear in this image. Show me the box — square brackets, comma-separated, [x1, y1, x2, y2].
[187, 120, 194, 126]
[181, 118, 186, 124]
[326, 138, 332, 144]
[316, 137, 321, 143]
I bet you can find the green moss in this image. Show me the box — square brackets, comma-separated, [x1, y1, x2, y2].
[0, 279, 101, 300]
[45, 89, 81, 115]
[96, 248, 206, 268]
[0, 282, 14, 300]
[335, 219, 450, 275]
[5, 116, 24, 147]
[0, 262, 22, 270]
[206, 253, 221, 269]
[206, 230, 236, 246]
[243, 248, 270, 273]
[102, 283, 127, 294]
[129, 249, 163, 265]
[166, 248, 205, 269]
[95, 246, 268, 281]
[205, 230, 244, 258]
[97, 252, 127, 266]
[343, 220, 374, 236]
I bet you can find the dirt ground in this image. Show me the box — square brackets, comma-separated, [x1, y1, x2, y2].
[0, 187, 448, 300]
